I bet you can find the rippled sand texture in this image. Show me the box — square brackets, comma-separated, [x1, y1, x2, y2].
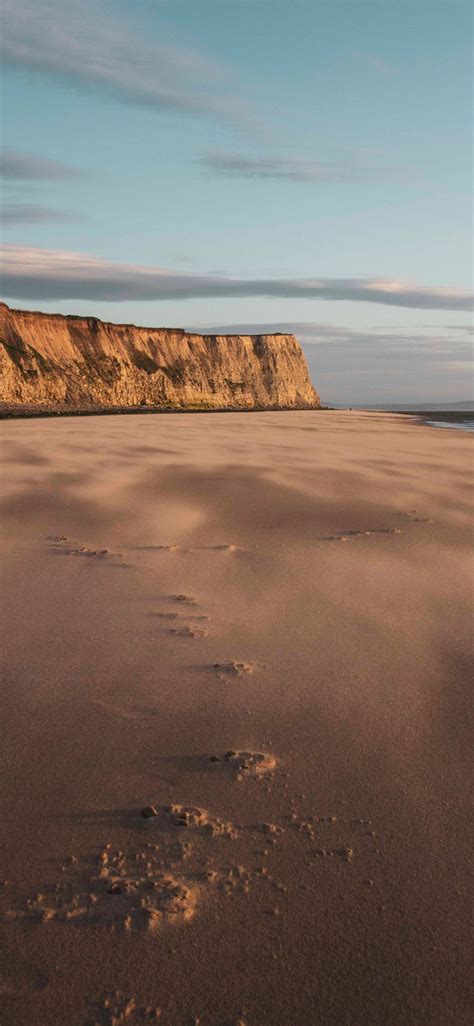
[0, 410, 472, 1026]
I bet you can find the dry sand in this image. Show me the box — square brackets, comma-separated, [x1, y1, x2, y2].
[0, 409, 472, 1026]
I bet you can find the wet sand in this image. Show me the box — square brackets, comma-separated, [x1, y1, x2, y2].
[0, 409, 472, 1026]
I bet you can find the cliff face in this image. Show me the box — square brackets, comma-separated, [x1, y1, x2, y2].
[0, 303, 319, 412]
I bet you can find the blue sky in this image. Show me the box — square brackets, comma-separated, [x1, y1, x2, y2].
[0, 0, 472, 402]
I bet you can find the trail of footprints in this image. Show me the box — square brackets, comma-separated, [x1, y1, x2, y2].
[34, 526, 393, 1022]
[154, 511, 434, 675]
[319, 510, 434, 544]
[47, 535, 130, 567]
[46, 510, 433, 564]
[15, 545, 278, 942]
[45, 533, 258, 674]
[48, 537, 240, 559]
[46, 510, 435, 582]
[153, 591, 259, 683]
[35, 515, 406, 937]
[132, 543, 239, 555]
[4, 568, 378, 1025]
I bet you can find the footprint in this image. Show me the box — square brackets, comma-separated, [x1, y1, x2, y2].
[47, 536, 126, 564]
[130, 544, 182, 553]
[7, 786, 290, 944]
[155, 611, 208, 625]
[7, 849, 199, 933]
[155, 596, 209, 637]
[139, 803, 238, 839]
[208, 750, 277, 781]
[399, 511, 434, 524]
[202, 544, 239, 552]
[213, 662, 257, 679]
[75, 546, 111, 559]
[320, 527, 401, 542]
[170, 626, 207, 639]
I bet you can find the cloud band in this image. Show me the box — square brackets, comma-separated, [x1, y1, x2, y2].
[1, 245, 472, 311]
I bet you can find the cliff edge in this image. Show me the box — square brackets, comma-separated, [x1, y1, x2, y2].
[0, 303, 319, 412]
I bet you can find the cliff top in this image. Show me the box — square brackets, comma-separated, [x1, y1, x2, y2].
[0, 302, 290, 340]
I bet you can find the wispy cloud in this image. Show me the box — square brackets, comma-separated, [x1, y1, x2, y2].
[200, 151, 402, 183]
[0, 147, 84, 181]
[1, 245, 472, 311]
[1, 0, 247, 124]
[0, 148, 86, 225]
[1, 203, 83, 226]
[188, 321, 474, 354]
[421, 323, 474, 335]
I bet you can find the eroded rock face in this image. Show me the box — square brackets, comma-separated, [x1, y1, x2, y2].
[0, 303, 320, 411]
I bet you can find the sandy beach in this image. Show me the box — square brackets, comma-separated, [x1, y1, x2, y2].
[0, 409, 472, 1026]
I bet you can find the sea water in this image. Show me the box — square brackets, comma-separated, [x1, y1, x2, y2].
[426, 420, 474, 433]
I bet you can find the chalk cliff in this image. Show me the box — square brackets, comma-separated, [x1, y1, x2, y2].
[0, 303, 319, 412]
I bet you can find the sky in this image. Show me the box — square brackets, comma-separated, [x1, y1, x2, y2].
[0, 0, 472, 403]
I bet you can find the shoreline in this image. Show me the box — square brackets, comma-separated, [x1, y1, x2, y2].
[392, 409, 474, 424]
[1, 404, 472, 426]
